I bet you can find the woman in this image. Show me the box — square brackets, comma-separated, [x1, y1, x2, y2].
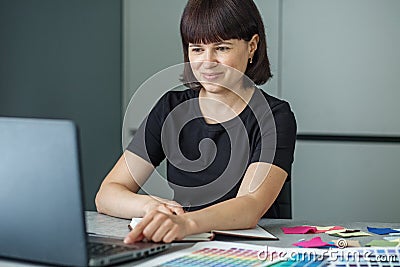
[96, 0, 296, 244]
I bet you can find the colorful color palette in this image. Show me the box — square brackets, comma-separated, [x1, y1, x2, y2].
[156, 247, 276, 267]
[141, 241, 400, 267]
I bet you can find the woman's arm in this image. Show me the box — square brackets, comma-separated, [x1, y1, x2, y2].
[185, 162, 287, 231]
[95, 151, 184, 219]
[124, 162, 287, 243]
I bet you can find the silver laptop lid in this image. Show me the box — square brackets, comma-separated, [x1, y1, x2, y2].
[0, 117, 87, 266]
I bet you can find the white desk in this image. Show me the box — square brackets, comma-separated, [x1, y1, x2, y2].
[1, 211, 399, 266]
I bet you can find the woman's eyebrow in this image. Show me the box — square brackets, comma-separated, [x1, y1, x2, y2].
[189, 41, 234, 47]
[215, 41, 233, 45]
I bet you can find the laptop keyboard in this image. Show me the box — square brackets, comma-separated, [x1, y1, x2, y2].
[88, 242, 137, 257]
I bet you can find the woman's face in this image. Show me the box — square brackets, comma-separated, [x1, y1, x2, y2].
[188, 35, 258, 93]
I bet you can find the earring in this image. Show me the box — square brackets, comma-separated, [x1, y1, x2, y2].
[249, 57, 253, 64]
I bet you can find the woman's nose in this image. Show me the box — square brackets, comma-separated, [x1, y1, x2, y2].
[202, 50, 218, 68]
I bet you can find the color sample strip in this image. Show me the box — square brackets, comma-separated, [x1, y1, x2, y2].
[366, 240, 400, 247]
[293, 237, 335, 248]
[367, 227, 400, 235]
[269, 253, 327, 267]
[157, 247, 274, 267]
[332, 248, 400, 266]
[281, 226, 317, 234]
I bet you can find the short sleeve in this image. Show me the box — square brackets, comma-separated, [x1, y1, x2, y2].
[126, 94, 168, 167]
[250, 101, 297, 179]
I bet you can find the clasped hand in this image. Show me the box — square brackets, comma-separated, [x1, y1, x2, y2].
[124, 199, 192, 244]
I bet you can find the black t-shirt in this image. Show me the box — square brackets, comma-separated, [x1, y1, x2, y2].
[127, 88, 296, 212]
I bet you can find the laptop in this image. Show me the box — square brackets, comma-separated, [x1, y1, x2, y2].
[0, 117, 170, 266]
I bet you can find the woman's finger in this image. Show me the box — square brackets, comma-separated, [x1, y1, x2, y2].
[141, 212, 170, 241]
[124, 210, 157, 243]
[124, 224, 145, 244]
[149, 218, 174, 242]
[162, 226, 180, 243]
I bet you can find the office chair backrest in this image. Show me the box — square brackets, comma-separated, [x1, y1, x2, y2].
[263, 180, 292, 219]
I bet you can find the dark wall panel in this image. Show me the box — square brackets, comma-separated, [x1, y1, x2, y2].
[0, 0, 122, 210]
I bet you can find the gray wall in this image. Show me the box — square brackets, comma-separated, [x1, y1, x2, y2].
[123, 0, 400, 222]
[281, 0, 400, 135]
[0, 0, 122, 210]
[280, 0, 400, 222]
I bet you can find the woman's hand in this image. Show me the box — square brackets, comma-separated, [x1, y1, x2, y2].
[143, 197, 185, 216]
[124, 210, 194, 243]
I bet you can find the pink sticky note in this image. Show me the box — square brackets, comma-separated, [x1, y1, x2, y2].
[293, 237, 332, 248]
[282, 226, 317, 234]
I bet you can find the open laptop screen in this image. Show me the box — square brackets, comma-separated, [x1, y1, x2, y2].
[0, 117, 88, 266]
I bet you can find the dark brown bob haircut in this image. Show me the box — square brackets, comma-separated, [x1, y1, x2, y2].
[180, 0, 272, 89]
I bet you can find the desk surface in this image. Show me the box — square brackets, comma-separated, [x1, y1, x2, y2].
[1, 211, 399, 266]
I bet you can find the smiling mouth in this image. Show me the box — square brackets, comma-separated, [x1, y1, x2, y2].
[201, 72, 223, 81]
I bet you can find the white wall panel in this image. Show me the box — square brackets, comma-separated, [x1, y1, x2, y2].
[281, 0, 400, 135]
[292, 141, 400, 222]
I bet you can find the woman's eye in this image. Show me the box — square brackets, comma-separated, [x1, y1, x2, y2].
[217, 46, 230, 52]
[191, 47, 203, 53]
